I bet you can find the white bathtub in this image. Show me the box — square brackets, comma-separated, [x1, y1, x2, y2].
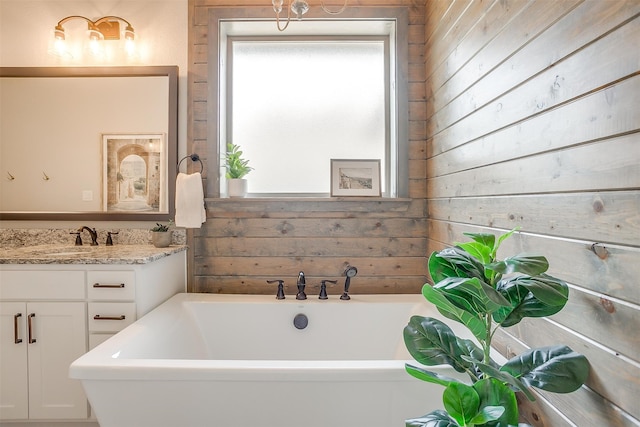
[70, 293, 472, 427]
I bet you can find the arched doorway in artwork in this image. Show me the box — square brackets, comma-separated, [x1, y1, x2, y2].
[103, 134, 164, 212]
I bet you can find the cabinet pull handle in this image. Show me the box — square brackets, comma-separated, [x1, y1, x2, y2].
[28, 313, 36, 344]
[93, 283, 125, 288]
[14, 313, 23, 344]
[93, 315, 126, 321]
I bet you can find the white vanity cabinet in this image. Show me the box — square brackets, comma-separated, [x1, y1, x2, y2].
[0, 271, 87, 420]
[0, 248, 186, 423]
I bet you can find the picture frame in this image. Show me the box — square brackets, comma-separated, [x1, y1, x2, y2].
[330, 159, 381, 197]
[102, 133, 167, 213]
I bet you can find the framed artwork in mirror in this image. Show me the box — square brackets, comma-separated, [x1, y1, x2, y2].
[330, 159, 381, 197]
[102, 133, 167, 213]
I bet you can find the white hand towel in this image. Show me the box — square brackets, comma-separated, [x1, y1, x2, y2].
[175, 172, 206, 228]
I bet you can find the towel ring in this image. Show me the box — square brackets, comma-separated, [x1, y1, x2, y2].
[177, 154, 204, 174]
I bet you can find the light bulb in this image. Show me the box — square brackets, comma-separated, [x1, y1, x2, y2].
[125, 39, 136, 56]
[124, 25, 135, 41]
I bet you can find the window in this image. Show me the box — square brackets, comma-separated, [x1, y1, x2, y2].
[218, 18, 408, 197]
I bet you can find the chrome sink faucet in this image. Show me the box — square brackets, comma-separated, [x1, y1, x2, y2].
[78, 226, 99, 246]
[296, 271, 306, 300]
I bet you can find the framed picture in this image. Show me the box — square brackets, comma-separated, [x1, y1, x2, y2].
[330, 159, 381, 197]
[102, 133, 167, 213]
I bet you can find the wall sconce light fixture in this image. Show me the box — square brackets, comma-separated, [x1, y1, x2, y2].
[272, 0, 347, 32]
[52, 15, 135, 58]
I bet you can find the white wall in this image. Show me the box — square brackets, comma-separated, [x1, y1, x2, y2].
[0, 0, 188, 229]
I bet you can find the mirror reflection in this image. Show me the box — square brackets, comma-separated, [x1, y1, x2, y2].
[0, 66, 177, 221]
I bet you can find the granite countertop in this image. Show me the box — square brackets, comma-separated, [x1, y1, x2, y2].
[0, 244, 188, 265]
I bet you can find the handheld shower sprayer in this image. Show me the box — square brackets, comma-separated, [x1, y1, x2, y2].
[341, 265, 358, 300]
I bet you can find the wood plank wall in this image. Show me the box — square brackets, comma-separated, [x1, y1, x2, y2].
[187, 0, 639, 425]
[423, 1, 640, 426]
[187, 0, 429, 297]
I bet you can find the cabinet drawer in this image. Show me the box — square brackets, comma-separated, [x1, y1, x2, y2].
[0, 270, 84, 300]
[88, 302, 136, 332]
[87, 271, 135, 301]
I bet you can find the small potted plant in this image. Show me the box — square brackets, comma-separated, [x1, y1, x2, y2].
[403, 229, 589, 427]
[224, 142, 253, 198]
[150, 220, 173, 248]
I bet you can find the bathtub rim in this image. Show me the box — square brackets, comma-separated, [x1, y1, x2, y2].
[70, 293, 501, 381]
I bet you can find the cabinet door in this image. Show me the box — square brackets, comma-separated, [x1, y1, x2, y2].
[26, 302, 88, 420]
[0, 302, 28, 420]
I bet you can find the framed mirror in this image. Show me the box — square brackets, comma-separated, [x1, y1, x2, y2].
[0, 66, 178, 221]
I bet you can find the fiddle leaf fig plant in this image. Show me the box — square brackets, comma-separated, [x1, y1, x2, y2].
[404, 230, 589, 427]
[224, 142, 253, 179]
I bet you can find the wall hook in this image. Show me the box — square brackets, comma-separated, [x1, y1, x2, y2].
[42, 172, 50, 181]
[7, 172, 15, 181]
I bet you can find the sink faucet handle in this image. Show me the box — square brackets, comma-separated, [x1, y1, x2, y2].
[106, 231, 119, 246]
[267, 280, 286, 299]
[319, 280, 337, 300]
[70, 232, 82, 246]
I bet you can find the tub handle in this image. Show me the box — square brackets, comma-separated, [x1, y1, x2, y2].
[28, 313, 36, 344]
[93, 283, 125, 288]
[94, 315, 126, 321]
[14, 313, 23, 344]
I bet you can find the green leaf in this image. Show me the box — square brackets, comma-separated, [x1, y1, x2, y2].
[467, 357, 536, 402]
[473, 378, 519, 425]
[429, 247, 487, 283]
[406, 410, 460, 427]
[443, 382, 479, 426]
[428, 251, 460, 283]
[422, 285, 487, 341]
[456, 241, 493, 265]
[434, 277, 511, 315]
[404, 315, 478, 375]
[510, 274, 568, 306]
[224, 142, 253, 178]
[405, 364, 465, 387]
[501, 345, 589, 393]
[494, 275, 569, 326]
[494, 228, 518, 254]
[487, 254, 549, 276]
[468, 406, 505, 425]
[461, 232, 495, 251]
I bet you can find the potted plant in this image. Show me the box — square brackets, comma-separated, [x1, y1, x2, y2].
[404, 229, 589, 427]
[224, 142, 253, 197]
[150, 220, 173, 248]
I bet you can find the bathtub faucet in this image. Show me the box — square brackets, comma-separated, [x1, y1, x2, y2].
[267, 279, 286, 300]
[340, 265, 358, 300]
[296, 271, 307, 300]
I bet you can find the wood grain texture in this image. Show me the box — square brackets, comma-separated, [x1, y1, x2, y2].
[186, 0, 639, 425]
[428, 76, 640, 175]
[424, 1, 639, 425]
[187, 1, 427, 298]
